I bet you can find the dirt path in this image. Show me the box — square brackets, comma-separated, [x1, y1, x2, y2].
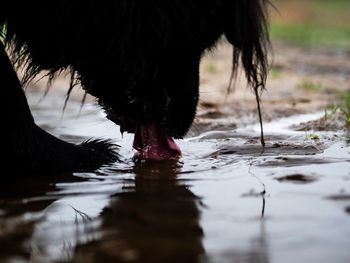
[195, 41, 350, 135]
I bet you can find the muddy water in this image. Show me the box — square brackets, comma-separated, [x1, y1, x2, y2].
[1, 91, 350, 263]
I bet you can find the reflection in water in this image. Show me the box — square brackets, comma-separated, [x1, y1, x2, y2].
[249, 221, 269, 263]
[0, 174, 68, 262]
[217, 221, 270, 263]
[0, 160, 271, 263]
[72, 161, 205, 263]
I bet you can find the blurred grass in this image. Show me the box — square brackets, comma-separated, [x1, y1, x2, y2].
[270, 0, 350, 48]
[269, 67, 283, 79]
[298, 80, 325, 92]
[338, 91, 350, 126]
[270, 23, 350, 48]
[324, 90, 350, 128]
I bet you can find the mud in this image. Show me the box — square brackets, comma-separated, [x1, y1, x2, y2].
[1, 42, 350, 262]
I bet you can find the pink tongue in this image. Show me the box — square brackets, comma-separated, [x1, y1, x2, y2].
[133, 123, 182, 161]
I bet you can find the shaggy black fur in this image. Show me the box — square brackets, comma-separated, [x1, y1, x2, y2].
[0, 0, 269, 174]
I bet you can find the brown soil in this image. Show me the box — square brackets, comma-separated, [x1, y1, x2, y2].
[195, 41, 350, 134]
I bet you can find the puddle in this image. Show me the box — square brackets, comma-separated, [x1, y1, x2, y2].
[1, 91, 350, 263]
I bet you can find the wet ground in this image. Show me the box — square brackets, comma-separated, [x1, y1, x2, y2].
[1, 42, 350, 263]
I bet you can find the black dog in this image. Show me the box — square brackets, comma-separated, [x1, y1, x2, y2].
[1, 0, 269, 174]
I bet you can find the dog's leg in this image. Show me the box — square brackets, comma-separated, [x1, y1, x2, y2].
[1, 41, 118, 175]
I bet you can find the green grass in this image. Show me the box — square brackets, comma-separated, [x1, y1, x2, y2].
[204, 62, 219, 74]
[270, 23, 350, 48]
[339, 91, 350, 126]
[298, 80, 324, 92]
[269, 67, 283, 79]
[304, 131, 320, 141]
[270, 0, 350, 48]
[324, 90, 350, 127]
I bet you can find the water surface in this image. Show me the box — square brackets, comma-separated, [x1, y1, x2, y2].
[1, 91, 349, 263]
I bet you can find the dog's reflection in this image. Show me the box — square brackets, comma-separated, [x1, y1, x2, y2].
[2, 162, 272, 263]
[73, 161, 205, 263]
